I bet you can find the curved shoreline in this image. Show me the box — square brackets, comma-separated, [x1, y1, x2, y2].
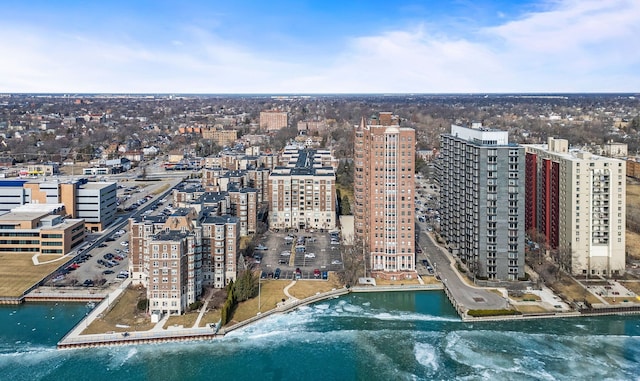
[57, 285, 443, 349]
[56, 281, 640, 349]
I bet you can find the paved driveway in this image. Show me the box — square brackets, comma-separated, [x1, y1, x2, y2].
[416, 226, 508, 311]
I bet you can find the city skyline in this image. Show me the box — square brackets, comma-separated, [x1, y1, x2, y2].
[0, 0, 639, 94]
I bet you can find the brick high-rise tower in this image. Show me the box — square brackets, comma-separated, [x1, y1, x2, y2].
[354, 112, 416, 279]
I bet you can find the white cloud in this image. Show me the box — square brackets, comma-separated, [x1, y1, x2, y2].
[0, 0, 638, 93]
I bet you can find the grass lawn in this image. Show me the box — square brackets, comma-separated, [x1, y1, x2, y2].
[36, 254, 66, 263]
[164, 312, 199, 329]
[199, 309, 222, 327]
[82, 286, 154, 334]
[0, 254, 61, 297]
[515, 305, 549, 313]
[510, 293, 542, 302]
[419, 275, 441, 285]
[230, 280, 290, 323]
[550, 276, 601, 305]
[152, 184, 171, 195]
[288, 276, 342, 298]
[620, 281, 640, 295]
[626, 231, 640, 261]
[239, 236, 253, 250]
[627, 182, 640, 260]
[602, 296, 636, 305]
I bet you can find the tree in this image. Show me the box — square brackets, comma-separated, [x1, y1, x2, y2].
[337, 237, 366, 287]
[233, 269, 259, 302]
[340, 196, 351, 215]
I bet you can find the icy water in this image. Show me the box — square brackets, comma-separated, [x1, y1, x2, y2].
[1, 291, 639, 380]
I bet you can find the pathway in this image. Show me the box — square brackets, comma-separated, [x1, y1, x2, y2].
[193, 288, 215, 328]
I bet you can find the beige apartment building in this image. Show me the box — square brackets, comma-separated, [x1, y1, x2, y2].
[260, 110, 288, 132]
[269, 149, 336, 231]
[525, 138, 626, 276]
[202, 127, 238, 147]
[129, 208, 240, 316]
[354, 112, 416, 279]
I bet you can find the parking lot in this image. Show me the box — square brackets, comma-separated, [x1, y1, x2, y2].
[256, 229, 344, 280]
[46, 230, 131, 288]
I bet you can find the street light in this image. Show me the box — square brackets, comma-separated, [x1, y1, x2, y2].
[257, 277, 261, 315]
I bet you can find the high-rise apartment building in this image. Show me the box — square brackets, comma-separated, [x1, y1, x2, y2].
[269, 149, 336, 231]
[525, 137, 626, 276]
[437, 124, 525, 281]
[259, 110, 288, 132]
[354, 112, 416, 278]
[129, 208, 239, 315]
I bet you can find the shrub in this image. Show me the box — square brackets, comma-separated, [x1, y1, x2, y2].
[467, 309, 522, 317]
[189, 301, 203, 311]
[137, 298, 149, 311]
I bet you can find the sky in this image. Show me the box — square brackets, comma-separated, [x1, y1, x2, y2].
[0, 0, 638, 94]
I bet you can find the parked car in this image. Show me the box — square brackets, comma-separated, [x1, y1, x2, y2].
[255, 244, 268, 250]
[304, 253, 316, 258]
[274, 268, 281, 279]
[313, 269, 320, 278]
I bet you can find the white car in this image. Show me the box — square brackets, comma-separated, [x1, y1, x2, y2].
[304, 253, 316, 258]
[120, 241, 129, 246]
[331, 260, 342, 265]
[280, 251, 291, 257]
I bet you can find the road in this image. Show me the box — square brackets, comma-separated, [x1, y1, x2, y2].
[416, 225, 508, 311]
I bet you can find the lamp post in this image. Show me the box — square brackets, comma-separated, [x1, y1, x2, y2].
[257, 277, 261, 315]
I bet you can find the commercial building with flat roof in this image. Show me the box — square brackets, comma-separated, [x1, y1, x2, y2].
[0, 178, 116, 232]
[0, 207, 85, 256]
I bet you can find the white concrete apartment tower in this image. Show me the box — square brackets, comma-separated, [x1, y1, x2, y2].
[525, 138, 626, 276]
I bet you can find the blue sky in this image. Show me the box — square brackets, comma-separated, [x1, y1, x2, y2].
[0, 0, 638, 93]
